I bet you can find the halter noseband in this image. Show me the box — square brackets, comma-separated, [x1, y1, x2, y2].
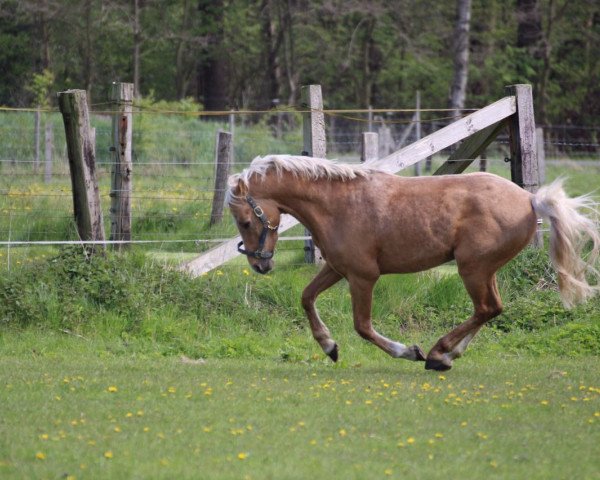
[237, 195, 279, 259]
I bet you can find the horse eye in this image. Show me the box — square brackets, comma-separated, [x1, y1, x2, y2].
[241, 221, 251, 230]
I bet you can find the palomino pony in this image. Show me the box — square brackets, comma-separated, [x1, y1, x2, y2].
[227, 155, 600, 371]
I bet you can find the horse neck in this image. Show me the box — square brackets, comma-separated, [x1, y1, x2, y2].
[250, 172, 332, 230]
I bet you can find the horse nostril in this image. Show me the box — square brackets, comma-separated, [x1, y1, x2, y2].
[253, 264, 265, 274]
[252, 262, 272, 275]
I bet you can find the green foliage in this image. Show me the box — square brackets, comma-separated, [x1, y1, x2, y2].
[26, 69, 54, 108]
[2, 1, 599, 126]
[1, 244, 598, 358]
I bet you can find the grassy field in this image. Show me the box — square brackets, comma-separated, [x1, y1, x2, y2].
[1, 246, 599, 479]
[1, 349, 598, 479]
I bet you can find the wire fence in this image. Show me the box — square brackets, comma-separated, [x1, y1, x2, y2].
[0, 106, 599, 272]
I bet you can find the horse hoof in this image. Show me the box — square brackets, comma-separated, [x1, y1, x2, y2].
[425, 357, 452, 371]
[411, 345, 426, 361]
[327, 343, 339, 363]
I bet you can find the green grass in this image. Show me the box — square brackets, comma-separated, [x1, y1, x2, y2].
[0, 351, 598, 479]
[0, 245, 599, 478]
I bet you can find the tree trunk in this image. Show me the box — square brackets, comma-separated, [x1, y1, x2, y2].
[175, 0, 192, 99]
[449, 0, 472, 120]
[132, 0, 141, 99]
[83, 0, 93, 105]
[197, 0, 229, 110]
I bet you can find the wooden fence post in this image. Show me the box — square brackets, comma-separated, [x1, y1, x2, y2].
[536, 127, 545, 184]
[301, 84, 326, 264]
[361, 132, 379, 163]
[110, 82, 134, 250]
[44, 121, 53, 183]
[34, 109, 41, 172]
[210, 131, 233, 225]
[57, 89, 105, 248]
[506, 83, 542, 247]
[414, 90, 422, 176]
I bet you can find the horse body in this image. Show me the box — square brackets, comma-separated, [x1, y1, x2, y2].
[228, 155, 600, 370]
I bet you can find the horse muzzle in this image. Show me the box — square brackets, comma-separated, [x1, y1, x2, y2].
[251, 259, 273, 275]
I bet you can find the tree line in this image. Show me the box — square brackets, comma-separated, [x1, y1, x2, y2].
[0, 0, 598, 126]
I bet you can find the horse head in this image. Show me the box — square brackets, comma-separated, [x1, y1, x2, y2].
[227, 177, 280, 274]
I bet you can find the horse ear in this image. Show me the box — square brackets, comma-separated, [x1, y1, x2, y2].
[230, 177, 248, 197]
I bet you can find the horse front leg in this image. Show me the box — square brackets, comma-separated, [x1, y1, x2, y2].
[425, 272, 503, 371]
[301, 263, 343, 361]
[348, 275, 426, 362]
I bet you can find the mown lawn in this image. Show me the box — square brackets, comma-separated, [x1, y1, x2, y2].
[1, 346, 598, 480]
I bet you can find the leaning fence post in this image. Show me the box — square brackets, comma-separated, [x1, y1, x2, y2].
[210, 130, 233, 226]
[361, 132, 379, 163]
[506, 84, 542, 247]
[57, 89, 105, 249]
[301, 84, 326, 264]
[110, 82, 134, 250]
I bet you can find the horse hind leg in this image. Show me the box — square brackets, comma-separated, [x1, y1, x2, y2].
[425, 271, 503, 371]
[348, 275, 426, 362]
[302, 263, 344, 361]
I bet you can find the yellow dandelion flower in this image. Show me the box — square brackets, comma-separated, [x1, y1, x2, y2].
[339, 429, 347, 437]
[407, 437, 415, 444]
[35, 452, 46, 460]
[143, 427, 150, 432]
[114, 426, 121, 433]
[104, 451, 113, 459]
[168, 386, 176, 393]
[237, 452, 248, 460]
[365, 400, 373, 405]
[107, 386, 118, 393]
[490, 460, 498, 468]
[540, 400, 549, 405]
[39, 434, 49, 440]
[126, 412, 133, 418]
[384, 469, 393, 476]
[243, 269, 250, 276]
[137, 410, 144, 417]
[435, 432, 444, 438]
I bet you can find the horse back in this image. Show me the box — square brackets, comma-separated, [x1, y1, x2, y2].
[329, 172, 535, 275]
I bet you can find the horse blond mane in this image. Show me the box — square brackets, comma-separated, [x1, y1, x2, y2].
[227, 155, 372, 199]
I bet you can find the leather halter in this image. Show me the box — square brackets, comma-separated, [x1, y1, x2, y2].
[237, 195, 279, 259]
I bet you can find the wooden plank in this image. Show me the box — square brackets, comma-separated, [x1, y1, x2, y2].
[110, 82, 134, 249]
[433, 120, 507, 175]
[181, 214, 301, 277]
[210, 131, 233, 225]
[57, 89, 105, 247]
[365, 95, 516, 173]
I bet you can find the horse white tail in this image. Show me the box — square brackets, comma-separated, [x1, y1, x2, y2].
[532, 179, 600, 308]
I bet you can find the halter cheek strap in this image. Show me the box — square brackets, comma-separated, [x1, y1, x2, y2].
[237, 195, 279, 259]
